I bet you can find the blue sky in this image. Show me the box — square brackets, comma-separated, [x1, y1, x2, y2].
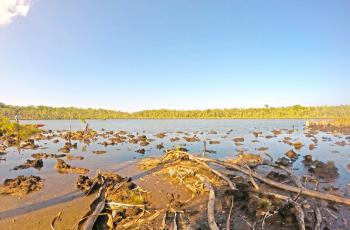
[0, 0, 349, 111]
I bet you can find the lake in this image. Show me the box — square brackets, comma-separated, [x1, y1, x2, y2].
[1, 119, 350, 219]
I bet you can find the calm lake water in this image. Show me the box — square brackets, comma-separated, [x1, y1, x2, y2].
[0, 120, 350, 193]
[1, 119, 350, 217]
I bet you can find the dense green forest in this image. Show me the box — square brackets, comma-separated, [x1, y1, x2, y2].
[0, 103, 349, 119]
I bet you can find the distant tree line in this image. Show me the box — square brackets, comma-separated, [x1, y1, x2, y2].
[0, 103, 349, 120]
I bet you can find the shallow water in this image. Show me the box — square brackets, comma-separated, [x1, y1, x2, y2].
[2, 119, 350, 182]
[1, 119, 350, 216]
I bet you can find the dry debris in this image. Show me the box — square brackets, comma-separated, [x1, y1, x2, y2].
[73, 172, 156, 230]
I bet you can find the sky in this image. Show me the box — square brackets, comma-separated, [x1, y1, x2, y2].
[0, 0, 349, 111]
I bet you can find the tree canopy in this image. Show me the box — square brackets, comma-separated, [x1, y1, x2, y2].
[0, 103, 349, 120]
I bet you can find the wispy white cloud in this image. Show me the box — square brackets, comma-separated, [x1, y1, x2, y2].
[0, 0, 31, 26]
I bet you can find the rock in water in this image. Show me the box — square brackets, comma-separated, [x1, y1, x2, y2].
[308, 161, 339, 179]
[136, 149, 145, 154]
[233, 137, 244, 142]
[13, 159, 43, 170]
[55, 159, 89, 174]
[0, 175, 43, 196]
[285, 149, 298, 159]
[276, 157, 291, 167]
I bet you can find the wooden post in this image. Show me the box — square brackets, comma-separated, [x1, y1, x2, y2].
[69, 124, 72, 144]
[202, 140, 206, 157]
[84, 123, 89, 135]
[15, 113, 20, 146]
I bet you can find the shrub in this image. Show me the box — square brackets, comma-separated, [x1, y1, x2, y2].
[0, 118, 40, 140]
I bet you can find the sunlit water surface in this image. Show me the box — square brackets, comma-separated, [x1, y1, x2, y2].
[1, 119, 350, 214]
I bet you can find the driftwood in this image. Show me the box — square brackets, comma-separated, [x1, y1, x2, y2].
[107, 202, 145, 209]
[121, 209, 163, 229]
[261, 152, 273, 162]
[179, 212, 194, 230]
[262, 191, 305, 230]
[193, 155, 350, 206]
[342, 218, 348, 229]
[315, 207, 322, 230]
[173, 211, 178, 230]
[226, 196, 234, 230]
[161, 211, 167, 230]
[198, 155, 310, 230]
[290, 200, 305, 230]
[197, 175, 219, 230]
[150, 150, 350, 230]
[118, 209, 146, 229]
[84, 202, 106, 229]
[74, 177, 110, 230]
[323, 207, 338, 219]
[51, 211, 62, 230]
[189, 155, 236, 190]
[245, 165, 260, 191]
[244, 163, 305, 230]
[83, 179, 108, 230]
[85, 175, 101, 196]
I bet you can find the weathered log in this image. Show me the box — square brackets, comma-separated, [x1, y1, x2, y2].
[83, 201, 106, 230]
[83, 179, 108, 230]
[74, 177, 110, 230]
[197, 175, 219, 230]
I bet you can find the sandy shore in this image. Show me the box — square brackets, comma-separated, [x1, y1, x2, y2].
[0, 160, 207, 229]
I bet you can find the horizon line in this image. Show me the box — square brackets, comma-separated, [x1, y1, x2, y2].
[1, 102, 349, 113]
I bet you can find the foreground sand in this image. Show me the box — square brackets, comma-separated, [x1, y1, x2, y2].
[0, 161, 206, 229]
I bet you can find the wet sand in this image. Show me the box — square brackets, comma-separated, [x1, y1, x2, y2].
[0, 160, 207, 229]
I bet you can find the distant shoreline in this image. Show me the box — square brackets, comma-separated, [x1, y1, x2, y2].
[15, 118, 321, 120]
[1, 104, 349, 120]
